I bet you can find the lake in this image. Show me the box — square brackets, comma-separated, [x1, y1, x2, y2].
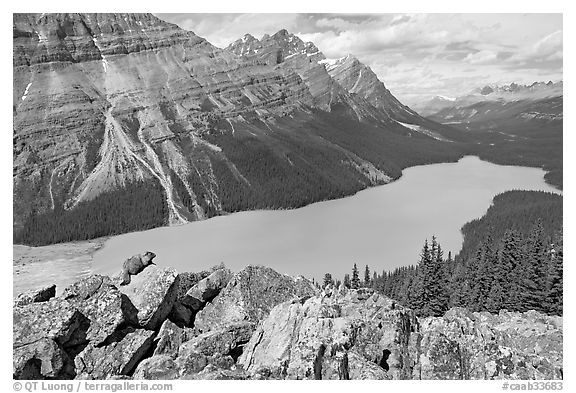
[91, 156, 561, 282]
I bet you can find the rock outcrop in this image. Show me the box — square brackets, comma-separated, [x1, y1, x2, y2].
[239, 287, 563, 380]
[13, 284, 56, 306]
[118, 265, 179, 330]
[13, 299, 90, 379]
[193, 265, 318, 333]
[238, 287, 415, 379]
[182, 267, 233, 311]
[62, 275, 137, 345]
[74, 328, 155, 379]
[12, 263, 562, 380]
[413, 308, 563, 380]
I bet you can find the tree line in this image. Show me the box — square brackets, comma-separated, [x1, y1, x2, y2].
[14, 180, 168, 246]
[319, 191, 563, 317]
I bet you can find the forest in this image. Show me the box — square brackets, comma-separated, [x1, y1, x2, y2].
[322, 190, 563, 316]
[14, 179, 168, 246]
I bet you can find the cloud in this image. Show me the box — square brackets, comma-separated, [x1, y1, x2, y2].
[464, 50, 498, 64]
[156, 13, 563, 103]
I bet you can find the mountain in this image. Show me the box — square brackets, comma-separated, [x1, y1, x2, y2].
[418, 81, 563, 188]
[416, 81, 563, 122]
[13, 13, 464, 245]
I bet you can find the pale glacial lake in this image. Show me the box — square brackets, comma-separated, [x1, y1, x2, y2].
[92, 156, 560, 282]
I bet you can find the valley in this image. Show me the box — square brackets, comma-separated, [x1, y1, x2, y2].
[13, 156, 560, 295]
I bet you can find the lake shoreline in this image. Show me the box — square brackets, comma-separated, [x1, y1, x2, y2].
[12, 155, 561, 295]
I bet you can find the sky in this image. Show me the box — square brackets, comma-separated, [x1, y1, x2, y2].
[162, 14, 560, 105]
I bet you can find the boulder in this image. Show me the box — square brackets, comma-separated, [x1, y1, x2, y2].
[194, 265, 318, 333]
[74, 328, 155, 379]
[119, 266, 180, 330]
[184, 364, 250, 380]
[178, 321, 254, 359]
[153, 320, 194, 359]
[182, 268, 233, 310]
[62, 275, 138, 346]
[175, 349, 208, 376]
[173, 271, 211, 303]
[14, 284, 56, 307]
[238, 288, 416, 380]
[132, 355, 180, 380]
[411, 308, 563, 380]
[13, 299, 90, 379]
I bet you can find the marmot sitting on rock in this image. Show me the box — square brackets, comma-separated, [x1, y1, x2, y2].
[120, 251, 157, 285]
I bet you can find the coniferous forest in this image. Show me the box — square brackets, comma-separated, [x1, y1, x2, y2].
[14, 180, 168, 246]
[322, 190, 563, 317]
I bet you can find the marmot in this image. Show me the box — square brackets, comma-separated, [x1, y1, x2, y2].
[120, 251, 156, 285]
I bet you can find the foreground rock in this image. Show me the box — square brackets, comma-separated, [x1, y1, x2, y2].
[75, 328, 155, 379]
[413, 308, 563, 380]
[239, 287, 414, 379]
[182, 268, 233, 311]
[13, 264, 563, 380]
[194, 265, 318, 333]
[62, 275, 137, 346]
[13, 284, 56, 307]
[13, 299, 90, 379]
[118, 266, 180, 330]
[239, 287, 563, 380]
[153, 320, 194, 359]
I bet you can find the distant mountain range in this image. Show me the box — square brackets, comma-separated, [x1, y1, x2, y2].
[13, 13, 465, 245]
[414, 81, 563, 121]
[413, 81, 562, 190]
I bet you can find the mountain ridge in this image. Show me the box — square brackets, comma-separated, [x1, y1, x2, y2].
[13, 13, 465, 245]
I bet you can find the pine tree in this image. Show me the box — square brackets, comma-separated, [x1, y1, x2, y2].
[519, 220, 548, 312]
[407, 239, 431, 315]
[364, 265, 371, 287]
[467, 234, 495, 311]
[496, 229, 523, 311]
[351, 263, 360, 289]
[343, 274, 351, 289]
[323, 273, 334, 288]
[546, 233, 563, 315]
[423, 236, 448, 316]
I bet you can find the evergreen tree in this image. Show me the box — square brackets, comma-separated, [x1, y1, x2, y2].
[351, 263, 360, 289]
[467, 234, 495, 311]
[407, 239, 430, 315]
[323, 273, 334, 288]
[519, 220, 548, 312]
[364, 265, 371, 287]
[343, 274, 351, 289]
[546, 233, 563, 315]
[495, 229, 523, 311]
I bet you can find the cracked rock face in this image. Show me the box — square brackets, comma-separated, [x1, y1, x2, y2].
[182, 268, 233, 311]
[193, 265, 318, 333]
[118, 265, 180, 330]
[74, 327, 155, 379]
[412, 308, 563, 380]
[238, 287, 415, 380]
[62, 275, 138, 346]
[13, 284, 56, 307]
[13, 299, 90, 379]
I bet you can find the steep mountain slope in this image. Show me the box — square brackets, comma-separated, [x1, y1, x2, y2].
[13, 13, 462, 245]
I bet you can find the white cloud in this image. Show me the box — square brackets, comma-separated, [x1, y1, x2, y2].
[157, 13, 563, 103]
[464, 50, 498, 64]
